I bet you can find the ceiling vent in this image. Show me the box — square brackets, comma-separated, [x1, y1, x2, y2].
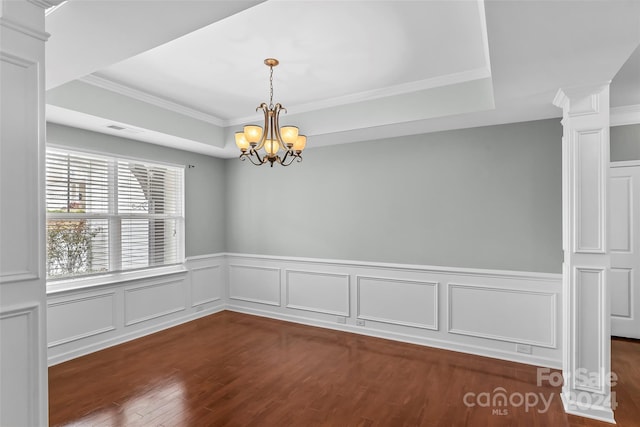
[106, 124, 143, 134]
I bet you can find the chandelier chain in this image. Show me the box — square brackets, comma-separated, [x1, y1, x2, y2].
[269, 65, 274, 109]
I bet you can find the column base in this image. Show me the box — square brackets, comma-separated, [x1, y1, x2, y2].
[561, 391, 616, 424]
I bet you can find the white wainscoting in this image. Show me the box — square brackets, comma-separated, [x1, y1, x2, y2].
[124, 278, 186, 326]
[46, 254, 226, 366]
[448, 284, 556, 347]
[357, 276, 438, 330]
[191, 264, 223, 307]
[48, 291, 116, 347]
[229, 264, 281, 306]
[225, 253, 563, 368]
[47, 253, 563, 369]
[286, 270, 350, 316]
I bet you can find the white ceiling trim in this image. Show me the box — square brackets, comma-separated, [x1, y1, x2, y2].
[83, 64, 492, 130]
[228, 66, 493, 127]
[476, 0, 492, 74]
[47, 105, 226, 158]
[80, 74, 226, 127]
[0, 16, 50, 41]
[28, 0, 62, 9]
[43, 0, 67, 15]
[611, 104, 640, 126]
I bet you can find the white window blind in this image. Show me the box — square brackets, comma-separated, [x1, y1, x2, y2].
[46, 148, 184, 279]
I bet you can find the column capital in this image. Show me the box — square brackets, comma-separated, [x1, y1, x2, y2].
[553, 82, 611, 116]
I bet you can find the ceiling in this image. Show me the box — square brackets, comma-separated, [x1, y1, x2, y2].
[45, 0, 640, 158]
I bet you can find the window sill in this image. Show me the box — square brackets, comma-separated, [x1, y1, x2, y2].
[46, 265, 188, 295]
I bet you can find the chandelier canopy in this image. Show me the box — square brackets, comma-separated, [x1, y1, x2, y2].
[235, 58, 307, 167]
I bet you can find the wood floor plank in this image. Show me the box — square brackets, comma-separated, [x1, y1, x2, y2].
[49, 311, 639, 426]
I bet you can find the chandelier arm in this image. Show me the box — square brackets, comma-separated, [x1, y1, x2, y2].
[281, 152, 297, 166]
[254, 104, 269, 150]
[280, 148, 290, 165]
[251, 148, 265, 165]
[243, 154, 262, 166]
[273, 105, 286, 149]
[244, 151, 263, 166]
[270, 107, 276, 144]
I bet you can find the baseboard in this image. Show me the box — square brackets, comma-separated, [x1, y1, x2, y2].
[561, 392, 616, 424]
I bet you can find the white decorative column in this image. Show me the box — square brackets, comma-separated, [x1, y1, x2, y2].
[0, 0, 59, 425]
[553, 84, 614, 423]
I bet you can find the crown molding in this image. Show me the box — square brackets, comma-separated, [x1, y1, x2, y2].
[228, 67, 493, 126]
[0, 17, 50, 41]
[28, 0, 62, 9]
[610, 104, 640, 126]
[44, 0, 69, 16]
[476, 0, 492, 76]
[79, 74, 226, 127]
[80, 67, 491, 129]
[552, 88, 568, 110]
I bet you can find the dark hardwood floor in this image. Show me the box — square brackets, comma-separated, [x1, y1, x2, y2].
[49, 311, 639, 426]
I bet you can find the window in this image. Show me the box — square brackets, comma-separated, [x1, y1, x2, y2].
[46, 147, 184, 280]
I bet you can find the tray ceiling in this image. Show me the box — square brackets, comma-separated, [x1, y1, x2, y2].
[46, 0, 640, 158]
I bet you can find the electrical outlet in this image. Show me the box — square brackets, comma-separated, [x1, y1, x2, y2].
[337, 316, 347, 324]
[356, 319, 365, 327]
[516, 343, 532, 354]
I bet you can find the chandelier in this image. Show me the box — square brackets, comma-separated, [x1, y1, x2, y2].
[235, 58, 307, 167]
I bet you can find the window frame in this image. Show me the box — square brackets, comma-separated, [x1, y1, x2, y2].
[45, 144, 186, 286]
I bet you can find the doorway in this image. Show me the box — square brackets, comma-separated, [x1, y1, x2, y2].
[610, 161, 640, 339]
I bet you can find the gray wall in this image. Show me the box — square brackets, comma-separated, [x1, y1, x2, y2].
[48, 118, 563, 273]
[46, 123, 226, 257]
[226, 119, 563, 273]
[611, 124, 640, 161]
